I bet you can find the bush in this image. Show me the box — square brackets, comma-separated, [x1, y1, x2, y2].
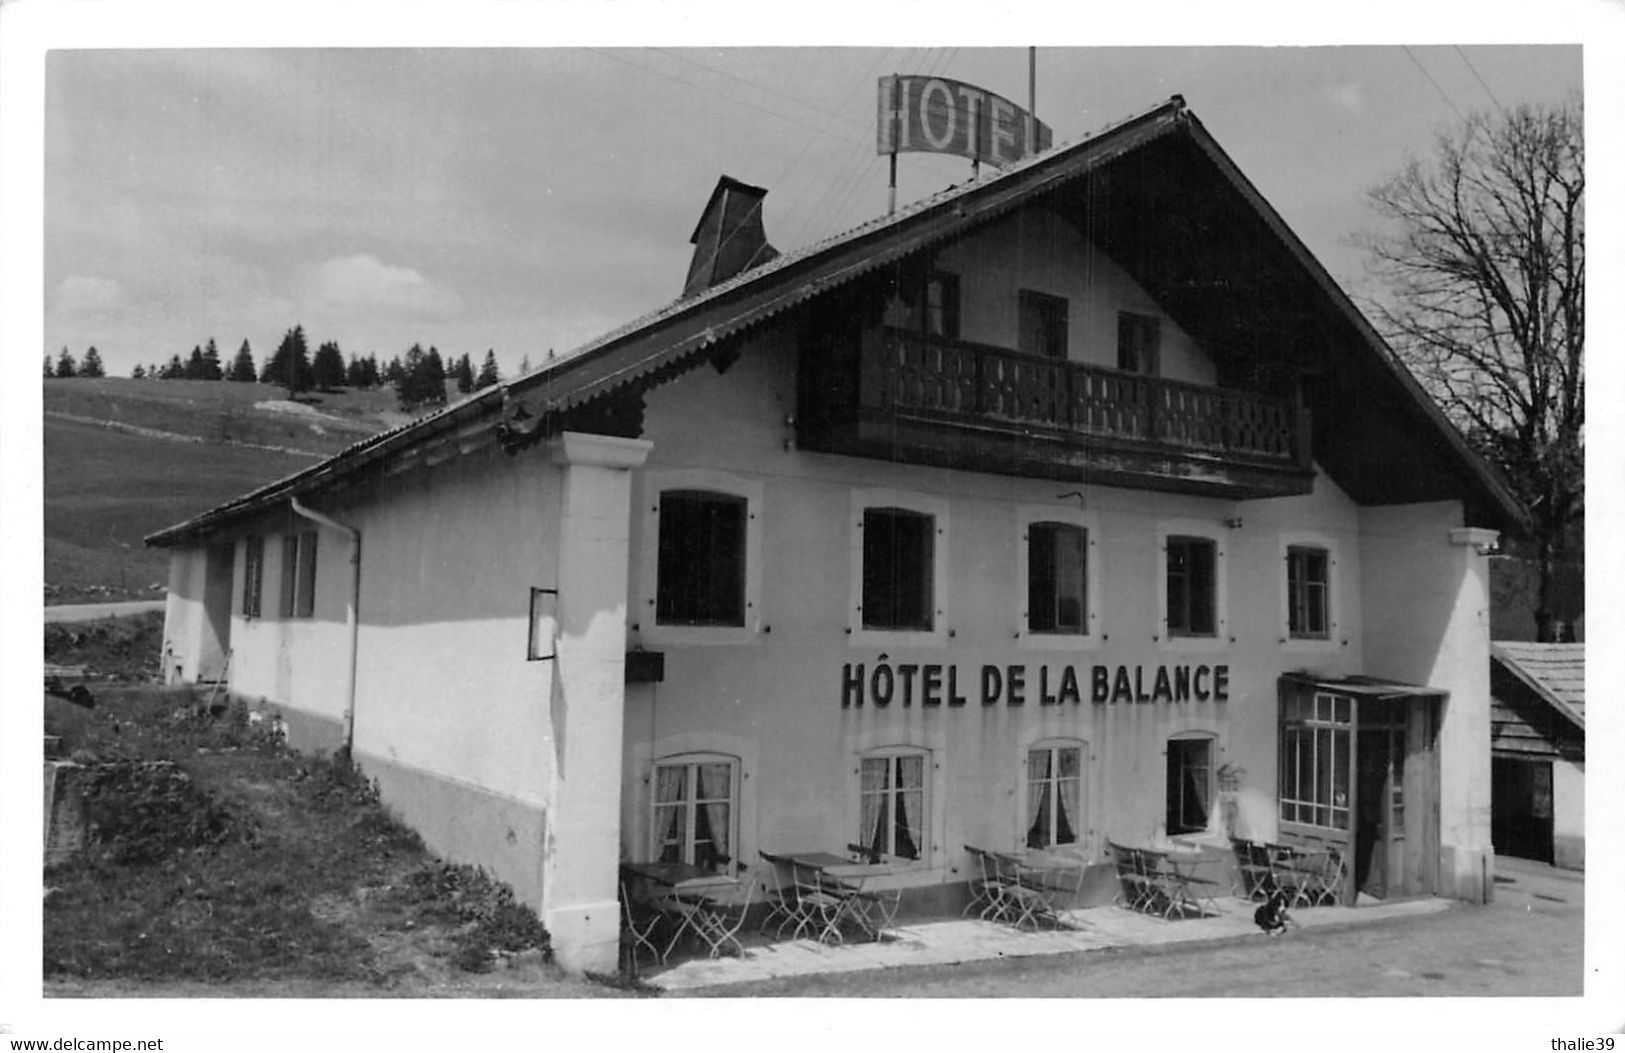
[75, 760, 248, 865]
[392, 862, 552, 971]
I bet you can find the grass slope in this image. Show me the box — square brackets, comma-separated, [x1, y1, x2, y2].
[44, 615, 573, 992]
[44, 379, 414, 602]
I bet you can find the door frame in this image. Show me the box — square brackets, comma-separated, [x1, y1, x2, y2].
[1277, 676, 1442, 903]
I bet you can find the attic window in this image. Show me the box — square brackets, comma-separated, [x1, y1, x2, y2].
[1117, 312, 1161, 375]
[1019, 290, 1068, 359]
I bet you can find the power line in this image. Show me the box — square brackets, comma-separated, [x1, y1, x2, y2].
[587, 48, 871, 150]
[1402, 46, 1464, 122]
[1452, 46, 1506, 114]
[776, 48, 901, 249]
[649, 48, 871, 135]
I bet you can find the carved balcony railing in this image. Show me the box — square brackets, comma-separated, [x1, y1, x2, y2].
[858, 327, 1304, 466]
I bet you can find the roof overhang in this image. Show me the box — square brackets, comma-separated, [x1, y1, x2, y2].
[1281, 672, 1447, 702]
[146, 94, 1529, 549]
[1490, 643, 1585, 732]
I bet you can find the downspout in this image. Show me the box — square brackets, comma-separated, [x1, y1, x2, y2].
[290, 497, 362, 764]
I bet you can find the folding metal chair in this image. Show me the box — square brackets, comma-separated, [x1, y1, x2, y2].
[760, 851, 849, 944]
[965, 845, 1019, 923]
[841, 846, 902, 939]
[756, 855, 800, 937]
[1308, 842, 1348, 906]
[1231, 837, 1274, 900]
[619, 881, 667, 974]
[993, 850, 1063, 930]
[680, 866, 758, 959]
[1108, 841, 1155, 913]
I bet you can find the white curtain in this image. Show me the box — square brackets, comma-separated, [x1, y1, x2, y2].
[1027, 750, 1051, 848]
[654, 765, 687, 863]
[860, 758, 887, 856]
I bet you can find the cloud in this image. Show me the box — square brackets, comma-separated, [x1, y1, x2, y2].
[53, 275, 126, 314]
[1327, 83, 1366, 116]
[301, 255, 463, 317]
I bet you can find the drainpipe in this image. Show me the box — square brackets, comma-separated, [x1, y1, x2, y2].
[290, 496, 362, 764]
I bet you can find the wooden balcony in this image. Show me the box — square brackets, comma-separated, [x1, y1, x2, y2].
[798, 327, 1314, 499]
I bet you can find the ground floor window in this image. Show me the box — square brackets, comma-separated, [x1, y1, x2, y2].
[653, 755, 737, 874]
[1026, 743, 1082, 849]
[859, 751, 927, 861]
[242, 535, 264, 618]
[1279, 691, 1352, 829]
[278, 529, 318, 619]
[1165, 736, 1213, 835]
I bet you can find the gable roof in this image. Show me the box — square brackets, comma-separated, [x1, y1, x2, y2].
[1492, 641, 1585, 730]
[147, 95, 1528, 548]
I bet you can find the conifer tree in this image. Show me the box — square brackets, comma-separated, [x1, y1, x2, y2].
[229, 340, 257, 382]
[263, 325, 313, 397]
[185, 345, 206, 379]
[475, 349, 500, 390]
[80, 346, 106, 378]
[454, 352, 474, 394]
[201, 338, 223, 380]
[313, 340, 346, 390]
[55, 347, 77, 378]
[131, 363, 147, 380]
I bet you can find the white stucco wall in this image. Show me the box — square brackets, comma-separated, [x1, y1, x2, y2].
[936, 206, 1214, 384]
[1358, 502, 1495, 900]
[334, 445, 563, 805]
[161, 546, 206, 684]
[620, 323, 1367, 894]
[1553, 757, 1584, 868]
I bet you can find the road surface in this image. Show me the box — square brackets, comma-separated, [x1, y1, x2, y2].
[43, 599, 166, 623]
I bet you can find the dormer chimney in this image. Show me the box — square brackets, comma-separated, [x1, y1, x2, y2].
[683, 175, 779, 298]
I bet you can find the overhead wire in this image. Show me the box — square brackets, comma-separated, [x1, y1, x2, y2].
[785, 46, 933, 247]
[809, 47, 967, 243]
[1402, 46, 1465, 122]
[1451, 45, 1506, 114]
[586, 48, 872, 150]
[649, 47, 872, 135]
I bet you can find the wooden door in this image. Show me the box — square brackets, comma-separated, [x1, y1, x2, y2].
[1354, 725, 1390, 899]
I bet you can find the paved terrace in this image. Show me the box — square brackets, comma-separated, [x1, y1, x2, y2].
[645, 895, 1452, 992]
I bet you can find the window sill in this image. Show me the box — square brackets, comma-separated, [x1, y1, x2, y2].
[848, 625, 948, 650]
[634, 621, 762, 648]
[1017, 630, 1103, 653]
[1280, 635, 1341, 655]
[1156, 631, 1229, 654]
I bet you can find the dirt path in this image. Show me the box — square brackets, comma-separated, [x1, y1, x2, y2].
[44, 600, 167, 623]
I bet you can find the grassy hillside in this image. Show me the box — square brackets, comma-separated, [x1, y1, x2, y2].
[44, 379, 413, 602]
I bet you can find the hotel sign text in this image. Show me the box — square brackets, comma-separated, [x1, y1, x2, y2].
[840, 661, 1230, 709]
[877, 75, 1053, 168]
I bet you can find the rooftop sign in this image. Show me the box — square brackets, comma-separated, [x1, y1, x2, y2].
[877, 75, 1053, 168]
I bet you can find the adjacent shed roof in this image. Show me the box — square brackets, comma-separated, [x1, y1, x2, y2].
[1492, 642, 1585, 730]
[146, 94, 1528, 549]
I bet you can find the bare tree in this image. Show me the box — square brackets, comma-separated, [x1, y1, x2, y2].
[1361, 96, 1582, 641]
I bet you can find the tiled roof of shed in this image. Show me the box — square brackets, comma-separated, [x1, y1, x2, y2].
[1491, 642, 1585, 729]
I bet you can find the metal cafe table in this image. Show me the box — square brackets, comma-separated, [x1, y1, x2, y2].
[759, 850, 903, 943]
[620, 861, 743, 960]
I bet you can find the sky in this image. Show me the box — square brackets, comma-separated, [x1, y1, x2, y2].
[6, 0, 1625, 1045]
[37, 42, 1584, 380]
